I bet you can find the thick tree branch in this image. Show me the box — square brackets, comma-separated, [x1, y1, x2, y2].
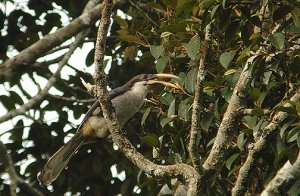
[0, 0, 125, 77]
[200, 5, 282, 189]
[92, 0, 200, 195]
[201, 49, 254, 189]
[0, 29, 88, 124]
[0, 140, 44, 196]
[232, 93, 300, 195]
[188, 24, 211, 173]
[261, 151, 300, 195]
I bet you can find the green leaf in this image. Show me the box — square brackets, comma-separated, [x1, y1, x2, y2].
[156, 56, 169, 73]
[289, 25, 300, 34]
[10, 91, 23, 105]
[160, 32, 172, 38]
[207, 137, 215, 148]
[160, 92, 174, 105]
[142, 134, 160, 148]
[141, 107, 151, 125]
[160, 118, 172, 128]
[289, 146, 299, 165]
[203, 86, 214, 96]
[113, 15, 128, 29]
[292, 7, 300, 27]
[226, 153, 239, 170]
[85, 49, 95, 67]
[185, 68, 197, 93]
[167, 100, 176, 118]
[252, 106, 264, 117]
[250, 88, 260, 101]
[0, 95, 16, 110]
[118, 34, 145, 45]
[150, 45, 164, 60]
[224, 69, 237, 76]
[178, 98, 191, 121]
[185, 35, 200, 60]
[287, 127, 300, 143]
[268, 32, 285, 50]
[219, 51, 236, 69]
[280, 120, 295, 138]
[273, 5, 294, 21]
[125, 45, 137, 60]
[297, 134, 300, 148]
[200, 112, 214, 132]
[237, 133, 246, 151]
[237, 48, 250, 62]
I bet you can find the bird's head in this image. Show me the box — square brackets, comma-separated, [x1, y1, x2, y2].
[126, 73, 181, 94]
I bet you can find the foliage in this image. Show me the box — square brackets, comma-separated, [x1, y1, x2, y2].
[0, 0, 300, 195]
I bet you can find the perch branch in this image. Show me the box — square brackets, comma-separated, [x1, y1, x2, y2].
[261, 151, 300, 195]
[92, 0, 200, 195]
[188, 23, 211, 173]
[232, 93, 300, 195]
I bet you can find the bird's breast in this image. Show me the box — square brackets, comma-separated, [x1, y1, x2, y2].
[112, 90, 146, 125]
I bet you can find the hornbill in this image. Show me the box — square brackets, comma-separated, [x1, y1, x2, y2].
[38, 73, 181, 186]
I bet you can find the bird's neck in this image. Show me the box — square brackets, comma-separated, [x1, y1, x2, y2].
[130, 83, 149, 99]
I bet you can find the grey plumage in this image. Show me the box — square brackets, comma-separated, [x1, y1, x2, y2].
[38, 74, 179, 186]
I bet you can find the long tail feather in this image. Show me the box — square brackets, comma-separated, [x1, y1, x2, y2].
[38, 133, 85, 186]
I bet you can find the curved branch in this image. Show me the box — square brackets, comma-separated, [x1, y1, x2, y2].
[261, 151, 300, 195]
[48, 94, 96, 103]
[0, 29, 88, 124]
[0, 140, 44, 196]
[200, 5, 284, 190]
[92, 0, 200, 195]
[232, 93, 300, 195]
[188, 23, 211, 173]
[0, 0, 125, 77]
[128, 0, 159, 27]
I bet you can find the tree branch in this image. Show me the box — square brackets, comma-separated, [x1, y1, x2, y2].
[200, 5, 282, 190]
[91, 0, 200, 195]
[188, 24, 211, 173]
[128, 0, 159, 27]
[0, 29, 88, 124]
[0, 140, 44, 196]
[261, 151, 300, 195]
[232, 93, 300, 195]
[0, 0, 125, 77]
[48, 94, 96, 103]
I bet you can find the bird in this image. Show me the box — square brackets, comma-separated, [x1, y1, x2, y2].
[38, 73, 180, 186]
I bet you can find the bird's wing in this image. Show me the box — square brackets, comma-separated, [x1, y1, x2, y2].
[77, 85, 131, 129]
[38, 85, 131, 186]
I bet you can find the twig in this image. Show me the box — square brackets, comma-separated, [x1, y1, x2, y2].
[0, 30, 89, 124]
[48, 94, 96, 103]
[0, 140, 44, 196]
[188, 24, 211, 173]
[261, 151, 300, 195]
[32, 55, 64, 68]
[91, 0, 200, 195]
[128, 0, 159, 27]
[0, 0, 126, 77]
[200, 5, 284, 191]
[135, 2, 165, 17]
[232, 93, 300, 195]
